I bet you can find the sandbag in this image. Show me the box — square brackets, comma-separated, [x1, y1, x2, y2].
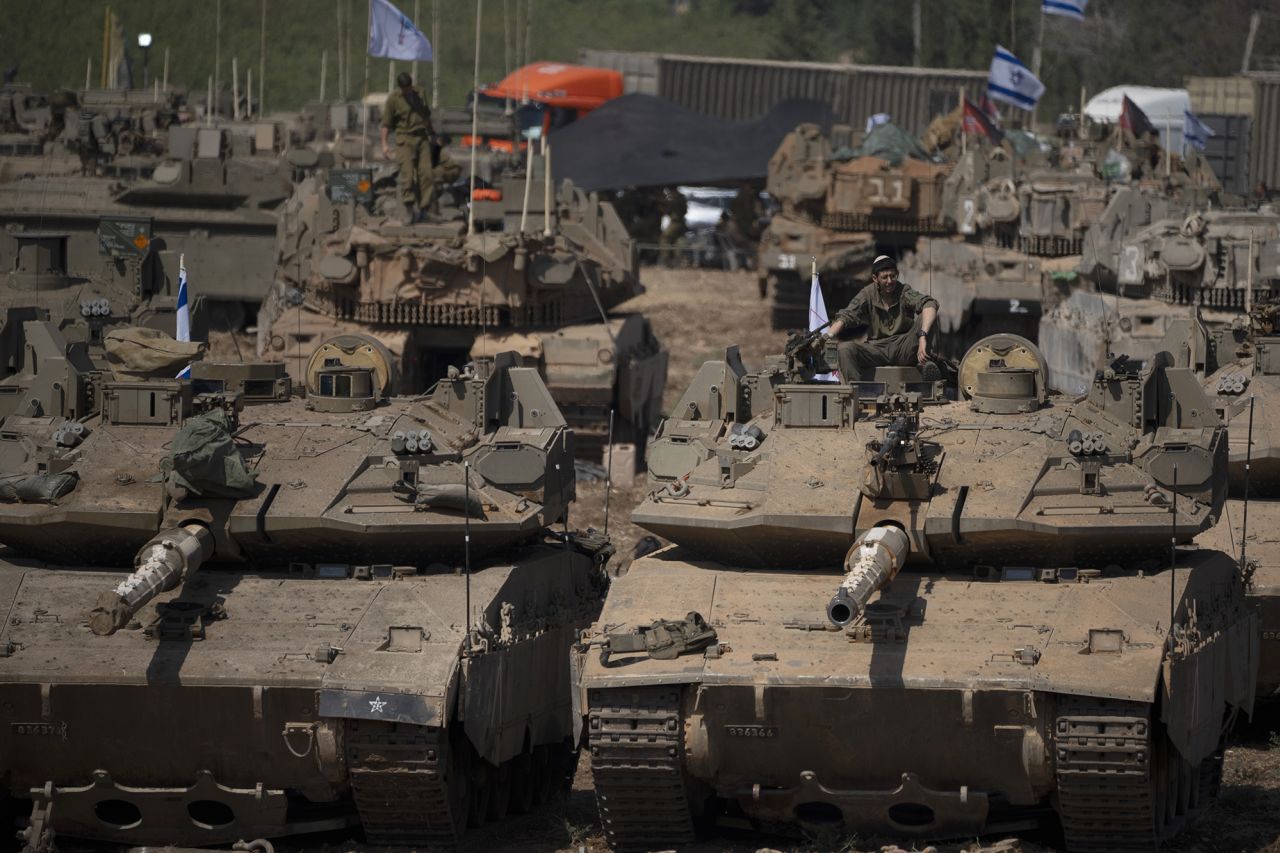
[105, 327, 206, 381]
[0, 472, 78, 503]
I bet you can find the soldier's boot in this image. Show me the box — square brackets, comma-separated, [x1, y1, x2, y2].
[920, 360, 941, 382]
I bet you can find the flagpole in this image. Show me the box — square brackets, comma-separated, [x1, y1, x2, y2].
[432, 0, 440, 110]
[467, 0, 483, 237]
[362, 0, 371, 166]
[1031, 6, 1045, 131]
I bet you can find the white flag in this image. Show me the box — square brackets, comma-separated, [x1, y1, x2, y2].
[176, 257, 192, 379]
[1184, 110, 1214, 152]
[986, 46, 1045, 111]
[808, 268, 836, 381]
[367, 0, 433, 62]
[1043, 0, 1087, 21]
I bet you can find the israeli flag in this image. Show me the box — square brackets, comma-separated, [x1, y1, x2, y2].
[368, 0, 433, 62]
[986, 46, 1045, 111]
[1043, 0, 1087, 21]
[808, 265, 836, 381]
[1184, 110, 1214, 152]
[176, 257, 192, 379]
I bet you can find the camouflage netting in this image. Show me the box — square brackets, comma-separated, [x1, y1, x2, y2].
[160, 409, 258, 499]
[104, 327, 206, 381]
[836, 123, 935, 166]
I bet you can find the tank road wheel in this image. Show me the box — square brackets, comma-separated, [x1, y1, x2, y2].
[468, 760, 493, 828]
[487, 760, 513, 821]
[508, 750, 536, 815]
[1055, 699, 1215, 852]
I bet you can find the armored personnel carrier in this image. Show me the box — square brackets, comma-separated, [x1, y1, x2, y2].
[0, 322, 611, 849]
[259, 162, 667, 451]
[575, 333, 1255, 851]
[759, 122, 951, 329]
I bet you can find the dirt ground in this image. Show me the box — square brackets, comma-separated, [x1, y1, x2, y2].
[273, 268, 1280, 852]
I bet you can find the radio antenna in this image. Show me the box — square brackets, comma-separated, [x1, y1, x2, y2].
[604, 408, 615, 535]
[1241, 395, 1256, 574]
[463, 460, 473, 651]
[1169, 464, 1178, 631]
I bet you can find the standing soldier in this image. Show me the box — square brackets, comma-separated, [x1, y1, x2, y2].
[380, 71, 436, 222]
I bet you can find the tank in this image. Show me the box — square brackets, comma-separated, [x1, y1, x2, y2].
[257, 160, 667, 450]
[573, 333, 1256, 851]
[0, 117, 297, 330]
[1041, 202, 1280, 393]
[897, 236, 1072, 360]
[0, 323, 612, 848]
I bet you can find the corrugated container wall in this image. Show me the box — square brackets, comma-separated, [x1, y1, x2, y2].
[579, 49, 660, 96]
[1250, 75, 1280, 192]
[1187, 76, 1255, 116]
[580, 49, 986, 137]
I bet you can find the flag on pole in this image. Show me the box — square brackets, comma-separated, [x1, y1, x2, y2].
[1042, 0, 1088, 21]
[979, 93, 1002, 127]
[962, 95, 1004, 144]
[176, 256, 192, 379]
[1184, 110, 1214, 152]
[808, 262, 836, 381]
[986, 46, 1045, 112]
[368, 0, 433, 61]
[1119, 95, 1157, 138]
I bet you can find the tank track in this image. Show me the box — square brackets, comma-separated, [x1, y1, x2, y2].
[344, 719, 459, 848]
[1055, 697, 1215, 853]
[588, 687, 696, 851]
[1054, 699, 1157, 853]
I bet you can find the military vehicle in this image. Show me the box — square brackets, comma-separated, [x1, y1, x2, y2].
[1042, 201, 1280, 393]
[259, 160, 667, 452]
[574, 332, 1255, 851]
[759, 122, 951, 329]
[0, 321, 612, 849]
[897, 237, 1073, 360]
[0, 111, 296, 332]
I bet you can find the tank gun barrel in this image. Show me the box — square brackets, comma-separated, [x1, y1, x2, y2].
[827, 526, 910, 628]
[88, 524, 214, 636]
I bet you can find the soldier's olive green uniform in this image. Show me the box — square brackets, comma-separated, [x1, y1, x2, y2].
[382, 85, 435, 210]
[833, 282, 939, 379]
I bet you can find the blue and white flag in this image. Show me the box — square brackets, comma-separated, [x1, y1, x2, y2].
[986, 45, 1045, 111]
[1043, 0, 1087, 21]
[368, 0, 433, 62]
[808, 264, 836, 381]
[176, 256, 192, 379]
[1184, 110, 1214, 152]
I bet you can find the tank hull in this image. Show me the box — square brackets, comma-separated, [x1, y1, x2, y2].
[0, 542, 606, 846]
[578, 549, 1256, 849]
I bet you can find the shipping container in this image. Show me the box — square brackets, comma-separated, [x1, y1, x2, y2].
[1250, 74, 1280, 194]
[1187, 75, 1255, 116]
[579, 49, 660, 96]
[1200, 113, 1252, 196]
[579, 49, 987, 136]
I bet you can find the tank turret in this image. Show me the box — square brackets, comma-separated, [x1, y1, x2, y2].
[257, 150, 666, 450]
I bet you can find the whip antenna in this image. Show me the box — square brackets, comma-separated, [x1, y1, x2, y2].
[604, 408, 615, 535]
[1241, 395, 1256, 574]
[464, 460, 472, 651]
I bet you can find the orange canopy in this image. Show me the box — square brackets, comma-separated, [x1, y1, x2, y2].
[480, 62, 623, 111]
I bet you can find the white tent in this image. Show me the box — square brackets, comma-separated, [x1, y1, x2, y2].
[1083, 85, 1192, 152]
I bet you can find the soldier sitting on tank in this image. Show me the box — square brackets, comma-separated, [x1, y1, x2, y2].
[825, 255, 940, 381]
[380, 71, 436, 223]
